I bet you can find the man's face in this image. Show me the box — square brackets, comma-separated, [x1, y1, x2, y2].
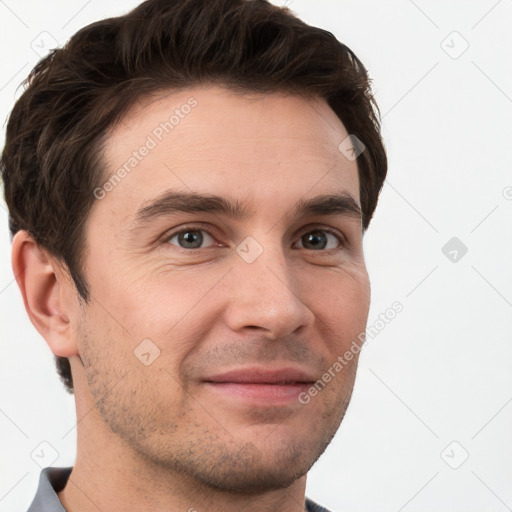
[75, 86, 370, 492]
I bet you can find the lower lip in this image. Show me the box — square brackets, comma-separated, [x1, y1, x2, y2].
[204, 382, 312, 404]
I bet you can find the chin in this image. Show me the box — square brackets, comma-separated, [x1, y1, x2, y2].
[194, 459, 310, 494]
[170, 437, 323, 495]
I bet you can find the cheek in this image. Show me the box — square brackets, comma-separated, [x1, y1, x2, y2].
[91, 259, 223, 341]
[77, 306, 188, 416]
[304, 264, 370, 320]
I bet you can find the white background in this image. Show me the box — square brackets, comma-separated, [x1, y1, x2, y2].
[0, 1, 511, 511]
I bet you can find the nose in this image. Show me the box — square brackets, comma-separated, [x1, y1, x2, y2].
[222, 241, 315, 340]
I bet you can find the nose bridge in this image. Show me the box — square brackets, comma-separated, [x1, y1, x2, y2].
[224, 234, 313, 337]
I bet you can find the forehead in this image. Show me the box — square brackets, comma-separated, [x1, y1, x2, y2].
[94, 85, 360, 227]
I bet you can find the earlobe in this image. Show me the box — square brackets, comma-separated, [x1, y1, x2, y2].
[11, 230, 79, 358]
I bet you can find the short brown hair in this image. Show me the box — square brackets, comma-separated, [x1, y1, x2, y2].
[1, 0, 387, 394]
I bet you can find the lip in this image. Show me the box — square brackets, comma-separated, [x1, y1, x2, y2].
[202, 366, 317, 405]
[203, 366, 317, 384]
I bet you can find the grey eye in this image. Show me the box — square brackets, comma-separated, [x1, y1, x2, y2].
[297, 230, 340, 250]
[168, 229, 215, 249]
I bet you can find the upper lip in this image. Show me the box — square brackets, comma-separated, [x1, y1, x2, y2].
[203, 366, 317, 384]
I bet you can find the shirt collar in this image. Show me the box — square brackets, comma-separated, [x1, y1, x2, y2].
[27, 466, 329, 512]
[27, 466, 71, 512]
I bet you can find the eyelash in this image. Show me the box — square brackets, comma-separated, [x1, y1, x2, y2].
[163, 224, 345, 252]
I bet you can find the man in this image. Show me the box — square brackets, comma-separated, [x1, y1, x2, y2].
[1, 0, 387, 510]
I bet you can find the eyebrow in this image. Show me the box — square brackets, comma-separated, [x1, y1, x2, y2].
[132, 190, 362, 226]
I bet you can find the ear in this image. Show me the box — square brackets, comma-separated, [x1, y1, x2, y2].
[11, 230, 79, 358]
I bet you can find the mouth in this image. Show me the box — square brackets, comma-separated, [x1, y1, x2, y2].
[202, 366, 317, 404]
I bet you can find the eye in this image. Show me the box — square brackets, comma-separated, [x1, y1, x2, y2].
[295, 229, 343, 250]
[166, 228, 217, 249]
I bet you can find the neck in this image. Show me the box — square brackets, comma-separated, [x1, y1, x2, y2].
[58, 449, 309, 512]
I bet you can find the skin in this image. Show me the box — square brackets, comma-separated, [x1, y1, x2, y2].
[12, 85, 371, 512]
